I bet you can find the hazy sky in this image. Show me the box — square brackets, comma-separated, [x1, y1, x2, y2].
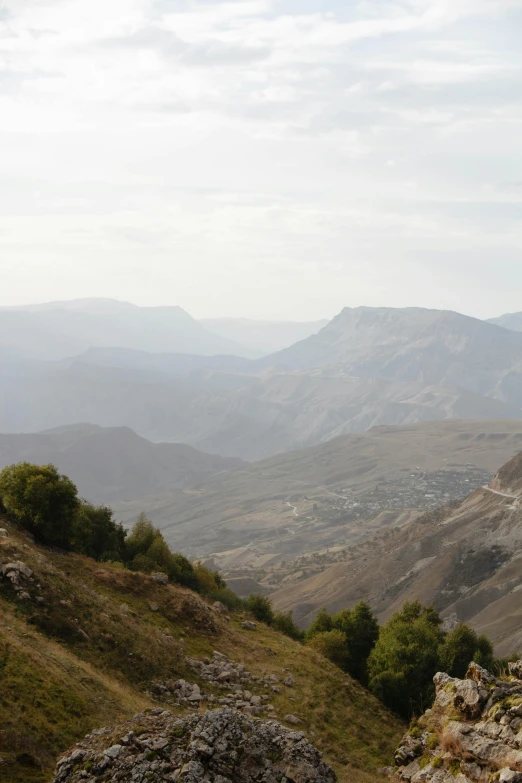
[1, 0, 521, 320]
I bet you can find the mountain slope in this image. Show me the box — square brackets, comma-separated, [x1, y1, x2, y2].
[0, 424, 243, 503]
[264, 307, 522, 408]
[0, 517, 402, 783]
[271, 450, 522, 655]
[488, 312, 522, 332]
[0, 298, 252, 360]
[200, 318, 330, 356]
[111, 420, 522, 562]
[1, 359, 520, 461]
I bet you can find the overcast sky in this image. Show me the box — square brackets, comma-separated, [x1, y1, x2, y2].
[1, 0, 521, 320]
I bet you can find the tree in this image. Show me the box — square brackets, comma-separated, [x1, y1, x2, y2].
[439, 624, 495, 679]
[0, 462, 78, 548]
[72, 501, 126, 562]
[307, 607, 334, 637]
[245, 594, 274, 625]
[368, 601, 444, 719]
[306, 602, 379, 684]
[341, 601, 379, 684]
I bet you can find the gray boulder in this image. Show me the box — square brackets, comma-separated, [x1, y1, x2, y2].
[51, 707, 336, 783]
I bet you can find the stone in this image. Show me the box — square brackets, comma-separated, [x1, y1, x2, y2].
[213, 601, 227, 613]
[52, 707, 336, 783]
[283, 676, 294, 687]
[148, 602, 159, 612]
[151, 572, 169, 585]
[284, 714, 302, 725]
[241, 621, 257, 631]
[0, 528, 8, 537]
[1, 561, 33, 579]
[510, 661, 522, 680]
[499, 769, 522, 782]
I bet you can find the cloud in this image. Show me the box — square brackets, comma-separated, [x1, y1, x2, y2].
[0, 0, 521, 318]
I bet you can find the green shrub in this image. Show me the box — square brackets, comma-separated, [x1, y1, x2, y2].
[273, 611, 305, 642]
[0, 462, 79, 548]
[245, 594, 274, 625]
[307, 630, 350, 670]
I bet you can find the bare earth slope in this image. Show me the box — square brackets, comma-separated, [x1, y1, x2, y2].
[0, 424, 243, 504]
[272, 450, 522, 655]
[112, 421, 522, 566]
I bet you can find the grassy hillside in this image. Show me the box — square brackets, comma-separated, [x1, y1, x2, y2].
[0, 517, 403, 783]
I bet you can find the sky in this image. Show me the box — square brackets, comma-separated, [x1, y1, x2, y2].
[0, 0, 521, 321]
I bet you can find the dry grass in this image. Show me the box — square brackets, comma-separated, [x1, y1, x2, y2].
[0, 518, 404, 782]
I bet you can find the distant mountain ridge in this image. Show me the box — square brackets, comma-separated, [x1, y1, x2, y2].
[262, 306, 522, 407]
[0, 298, 254, 360]
[0, 423, 243, 503]
[488, 312, 522, 332]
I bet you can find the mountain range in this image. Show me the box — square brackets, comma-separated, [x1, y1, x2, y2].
[271, 449, 522, 656]
[0, 423, 242, 504]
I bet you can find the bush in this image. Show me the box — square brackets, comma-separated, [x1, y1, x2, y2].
[245, 594, 274, 625]
[0, 462, 79, 548]
[307, 630, 350, 669]
[210, 587, 244, 611]
[273, 611, 304, 642]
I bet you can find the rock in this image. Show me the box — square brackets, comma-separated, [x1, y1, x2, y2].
[1, 561, 33, 579]
[499, 769, 522, 782]
[509, 661, 522, 680]
[284, 714, 302, 725]
[17, 591, 31, 601]
[51, 707, 336, 783]
[148, 602, 159, 612]
[284, 676, 295, 687]
[213, 601, 227, 613]
[151, 572, 169, 585]
[467, 661, 496, 686]
[394, 663, 522, 782]
[241, 621, 257, 631]
[0, 528, 8, 538]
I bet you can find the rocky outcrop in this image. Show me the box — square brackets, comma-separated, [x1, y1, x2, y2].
[51, 706, 336, 783]
[393, 661, 522, 782]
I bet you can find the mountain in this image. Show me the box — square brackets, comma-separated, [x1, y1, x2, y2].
[0, 298, 253, 360]
[271, 450, 522, 655]
[1, 359, 519, 461]
[110, 420, 522, 563]
[488, 312, 522, 332]
[263, 307, 522, 408]
[0, 516, 402, 783]
[0, 424, 243, 504]
[200, 317, 330, 356]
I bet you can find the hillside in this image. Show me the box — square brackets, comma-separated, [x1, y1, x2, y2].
[0, 517, 402, 783]
[200, 318, 330, 356]
[264, 307, 522, 409]
[0, 298, 252, 360]
[271, 450, 522, 655]
[111, 420, 522, 566]
[1, 358, 520, 461]
[0, 424, 243, 504]
[488, 312, 522, 331]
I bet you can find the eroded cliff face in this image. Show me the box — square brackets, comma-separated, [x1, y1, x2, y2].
[393, 662, 522, 782]
[51, 706, 337, 783]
